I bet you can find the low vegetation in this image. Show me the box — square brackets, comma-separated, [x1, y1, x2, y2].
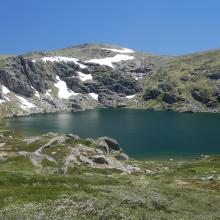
[0, 125, 219, 219]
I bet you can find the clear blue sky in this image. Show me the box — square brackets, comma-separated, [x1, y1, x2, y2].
[1, 0, 220, 55]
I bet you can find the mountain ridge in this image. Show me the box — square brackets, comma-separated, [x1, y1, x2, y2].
[0, 43, 220, 117]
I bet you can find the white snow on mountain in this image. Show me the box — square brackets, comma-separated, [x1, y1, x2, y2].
[89, 93, 99, 100]
[45, 90, 52, 97]
[16, 95, 36, 112]
[2, 86, 10, 95]
[102, 48, 134, 54]
[77, 72, 93, 81]
[33, 56, 87, 69]
[126, 94, 136, 99]
[86, 54, 134, 68]
[54, 76, 78, 99]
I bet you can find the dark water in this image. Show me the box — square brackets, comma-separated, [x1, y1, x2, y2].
[3, 109, 220, 159]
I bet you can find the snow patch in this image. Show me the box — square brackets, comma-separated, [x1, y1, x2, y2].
[54, 76, 78, 99]
[77, 72, 93, 81]
[102, 48, 134, 54]
[35, 91, 40, 98]
[126, 94, 136, 99]
[86, 54, 134, 68]
[33, 56, 87, 69]
[45, 90, 52, 97]
[16, 95, 36, 112]
[89, 93, 99, 100]
[31, 86, 40, 98]
[2, 86, 10, 95]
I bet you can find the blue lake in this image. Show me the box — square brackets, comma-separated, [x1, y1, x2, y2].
[3, 109, 220, 159]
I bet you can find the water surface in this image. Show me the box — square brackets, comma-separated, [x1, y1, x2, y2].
[3, 109, 220, 159]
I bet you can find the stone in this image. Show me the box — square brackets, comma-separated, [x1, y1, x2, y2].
[159, 83, 172, 91]
[208, 73, 220, 80]
[191, 89, 210, 104]
[115, 152, 129, 160]
[43, 135, 67, 147]
[99, 136, 120, 151]
[92, 155, 110, 164]
[97, 140, 109, 153]
[143, 89, 161, 101]
[126, 165, 141, 174]
[66, 134, 80, 140]
[79, 155, 93, 165]
[202, 176, 214, 181]
[162, 93, 181, 104]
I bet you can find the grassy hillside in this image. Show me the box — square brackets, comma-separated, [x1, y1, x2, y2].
[141, 49, 220, 112]
[0, 126, 220, 219]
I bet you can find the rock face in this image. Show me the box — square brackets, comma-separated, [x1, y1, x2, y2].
[0, 44, 154, 117]
[1, 43, 220, 116]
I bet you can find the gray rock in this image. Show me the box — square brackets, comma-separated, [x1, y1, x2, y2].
[92, 155, 110, 164]
[97, 140, 109, 153]
[126, 165, 141, 174]
[191, 89, 210, 104]
[66, 134, 80, 140]
[99, 136, 120, 151]
[162, 93, 183, 104]
[115, 152, 129, 160]
[43, 135, 67, 147]
[208, 73, 220, 80]
[98, 93, 127, 108]
[143, 89, 161, 101]
[79, 155, 93, 165]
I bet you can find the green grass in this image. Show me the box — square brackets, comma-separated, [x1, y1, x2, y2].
[0, 154, 220, 219]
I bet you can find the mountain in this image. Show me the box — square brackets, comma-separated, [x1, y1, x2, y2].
[0, 44, 220, 117]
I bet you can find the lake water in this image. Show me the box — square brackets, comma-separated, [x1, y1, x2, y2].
[3, 109, 220, 159]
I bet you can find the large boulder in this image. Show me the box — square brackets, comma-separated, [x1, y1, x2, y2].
[159, 83, 172, 91]
[191, 89, 210, 104]
[208, 73, 220, 80]
[99, 136, 120, 151]
[143, 89, 161, 101]
[162, 93, 184, 104]
[97, 140, 109, 153]
[92, 155, 110, 164]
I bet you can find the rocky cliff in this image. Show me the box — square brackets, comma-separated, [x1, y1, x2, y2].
[1, 44, 220, 117]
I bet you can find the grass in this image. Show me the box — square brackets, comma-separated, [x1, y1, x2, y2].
[0, 153, 220, 219]
[0, 127, 220, 219]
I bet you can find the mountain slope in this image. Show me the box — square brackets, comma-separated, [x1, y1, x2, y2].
[0, 44, 220, 117]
